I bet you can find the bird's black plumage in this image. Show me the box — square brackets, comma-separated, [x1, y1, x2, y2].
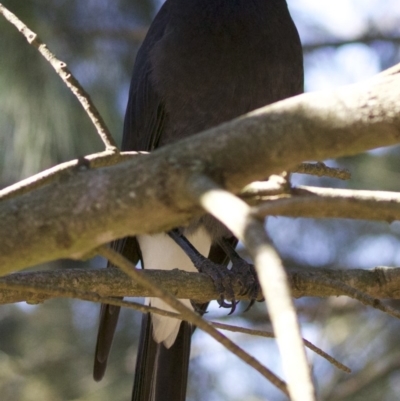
[94, 0, 303, 399]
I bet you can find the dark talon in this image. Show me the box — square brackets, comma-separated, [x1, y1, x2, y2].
[243, 299, 256, 313]
[217, 298, 238, 315]
[230, 260, 261, 311]
[218, 298, 233, 308]
[198, 258, 237, 310]
[216, 238, 262, 311]
[228, 300, 239, 315]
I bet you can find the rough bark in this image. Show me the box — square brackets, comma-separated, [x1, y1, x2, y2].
[1, 64, 400, 275]
[0, 266, 399, 305]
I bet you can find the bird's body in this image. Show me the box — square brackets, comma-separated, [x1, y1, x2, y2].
[123, 0, 303, 150]
[94, 0, 303, 399]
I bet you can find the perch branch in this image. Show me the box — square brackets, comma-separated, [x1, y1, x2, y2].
[1, 266, 400, 304]
[0, 276, 349, 373]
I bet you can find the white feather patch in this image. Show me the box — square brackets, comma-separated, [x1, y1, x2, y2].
[138, 227, 211, 348]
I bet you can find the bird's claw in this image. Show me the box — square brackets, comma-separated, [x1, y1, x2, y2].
[231, 260, 263, 311]
[198, 258, 237, 313]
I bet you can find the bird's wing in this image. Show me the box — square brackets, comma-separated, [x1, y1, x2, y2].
[121, 1, 170, 152]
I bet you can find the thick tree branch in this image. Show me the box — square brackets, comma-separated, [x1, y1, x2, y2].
[0, 157, 339, 203]
[1, 64, 400, 275]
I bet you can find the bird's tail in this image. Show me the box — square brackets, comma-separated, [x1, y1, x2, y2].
[93, 303, 122, 381]
[132, 313, 192, 401]
[93, 237, 141, 382]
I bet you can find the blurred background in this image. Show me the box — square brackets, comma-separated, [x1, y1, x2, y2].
[1, 0, 400, 400]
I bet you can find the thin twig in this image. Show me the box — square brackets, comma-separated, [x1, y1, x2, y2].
[97, 245, 289, 396]
[307, 276, 400, 320]
[252, 185, 400, 222]
[294, 162, 351, 180]
[0, 150, 144, 201]
[210, 322, 351, 373]
[303, 34, 400, 54]
[189, 174, 316, 401]
[0, 3, 117, 150]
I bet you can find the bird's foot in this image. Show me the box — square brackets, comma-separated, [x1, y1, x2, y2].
[197, 258, 239, 314]
[231, 259, 263, 311]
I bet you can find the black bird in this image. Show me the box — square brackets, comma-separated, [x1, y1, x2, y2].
[94, 0, 303, 400]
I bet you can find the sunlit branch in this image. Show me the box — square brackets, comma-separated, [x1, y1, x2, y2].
[0, 151, 145, 201]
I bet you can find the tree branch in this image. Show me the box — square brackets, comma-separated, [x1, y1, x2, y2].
[1, 63, 400, 275]
[303, 33, 400, 53]
[0, 150, 145, 201]
[1, 266, 399, 305]
[0, 273, 351, 373]
[294, 162, 351, 180]
[252, 185, 400, 222]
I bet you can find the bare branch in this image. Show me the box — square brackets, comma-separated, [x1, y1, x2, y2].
[210, 322, 350, 373]
[252, 185, 400, 222]
[303, 275, 400, 320]
[0, 3, 117, 150]
[303, 33, 400, 53]
[2, 266, 400, 304]
[0, 151, 145, 201]
[0, 274, 350, 373]
[294, 162, 351, 180]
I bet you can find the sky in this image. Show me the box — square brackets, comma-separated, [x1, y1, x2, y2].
[289, 0, 400, 90]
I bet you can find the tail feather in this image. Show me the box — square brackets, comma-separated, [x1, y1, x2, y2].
[131, 313, 158, 401]
[132, 314, 191, 401]
[93, 303, 122, 381]
[93, 237, 140, 381]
